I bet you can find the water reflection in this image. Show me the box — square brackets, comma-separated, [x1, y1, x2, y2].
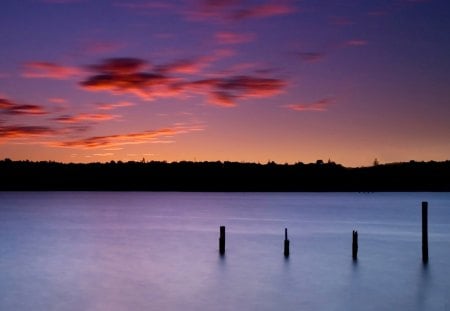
[1, 192, 450, 311]
[416, 263, 431, 310]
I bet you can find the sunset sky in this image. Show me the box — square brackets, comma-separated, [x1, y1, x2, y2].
[1, 0, 449, 166]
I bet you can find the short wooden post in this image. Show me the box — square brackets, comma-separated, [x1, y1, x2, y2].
[219, 226, 226, 255]
[284, 228, 290, 257]
[352, 230, 358, 260]
[422, 201, 429, 264]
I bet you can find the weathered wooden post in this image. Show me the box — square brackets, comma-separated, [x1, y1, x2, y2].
[352, 230, 358, 260]
[219, 226, 226, 255]
[422, 201, 429, 264]
[284, 228, 290, 257]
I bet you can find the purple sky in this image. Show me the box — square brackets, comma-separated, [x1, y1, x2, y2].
[1, 0, 449, 166]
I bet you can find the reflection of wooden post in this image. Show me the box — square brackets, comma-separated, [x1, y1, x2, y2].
[284, 228, 290, 257]
[219, 226, 225, 255]
[352, 230, 358, 260]
[422, 202, 429, 264]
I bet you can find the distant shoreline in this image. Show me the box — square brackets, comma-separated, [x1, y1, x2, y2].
[1, 159, 449, 191]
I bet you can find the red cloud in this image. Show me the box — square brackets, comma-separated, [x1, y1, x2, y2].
[156, 59, 207, 74]
[54, 113, 119, 123]
[96, 101, 134, 110]
[0, 125, 55, 140]
[187, 1, 296, 21]
[48, 98, 68, 104]
[0, 98, 47, 115]
[81, 58, 179, 100]
[210, 91, 237, 107]
[286, 98, 333, 112]
[23, 62, 80, 79]
[55, 124, 203, 149]
[232, 3, 296, 20]
[0, 99, 13, 110]
[215, 32, 255, 45]
[216, 75, 285, 96]
[81, 58, 286, 106]
[89, 58, 149, 74]
[7, 105, 47, 115]
[190, 75, 286, 107]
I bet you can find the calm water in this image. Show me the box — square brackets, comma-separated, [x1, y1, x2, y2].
[1, 192, 449, 311]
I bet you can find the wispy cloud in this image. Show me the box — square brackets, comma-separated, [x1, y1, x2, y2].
[81, 57, 286, 106]
[53, 113, 119, 123]
[48, 98, 68, 104]
[23, 62, 80, 79]
[88, 57, 149, 74]
[81, 58, 177, 100]
[215, 31, 255, 45]
[93, 152, 114, 157]
[96, 101, 134, 110]
[187, 75, 285, 107]
[0, 98, 47, 115]
[231, 3, 296, 20]
[298, 52, 325, 63]
[0, 125, 56, 140]
[54, 124, 204, 149]
[285, 98, 333, 112]
[156, 58, 208, 75]
[186, 0, 296, 22]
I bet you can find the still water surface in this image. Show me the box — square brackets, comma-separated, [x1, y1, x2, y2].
[1, 192, 449, 310]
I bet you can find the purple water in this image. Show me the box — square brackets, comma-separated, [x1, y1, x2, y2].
[1, 192, 449, 310]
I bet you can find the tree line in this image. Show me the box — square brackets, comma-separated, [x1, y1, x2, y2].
[1, 159, 449, 191]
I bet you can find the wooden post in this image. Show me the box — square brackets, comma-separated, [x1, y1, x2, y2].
[352, 230, 358, 260]
[219, 226, 226, 255]
[284, 228, 290, 257]
[422, 201, 429, 264]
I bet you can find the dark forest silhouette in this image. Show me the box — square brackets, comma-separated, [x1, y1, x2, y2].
[1, 159, 449, 191]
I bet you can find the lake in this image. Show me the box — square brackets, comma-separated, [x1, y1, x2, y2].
[1, 192, 449, 310]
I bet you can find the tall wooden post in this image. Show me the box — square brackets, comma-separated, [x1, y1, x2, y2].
[284, 228, 290, 257]
[352, 230, 358, 260]
[219, 226, 226, 255]
[422, 201, 429, 264]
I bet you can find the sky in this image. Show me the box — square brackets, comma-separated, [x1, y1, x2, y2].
[0, 0, 449, 167]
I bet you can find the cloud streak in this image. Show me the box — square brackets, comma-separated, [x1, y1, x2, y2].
[81, 58, 179, 100]
[54, 113, 119, 123]
[54, 124, 204, 149]
[96, 101, 134, 110]
[186, 0, 296, 22]
[23, 62, 80, 79]
[0, 125, 56, 140]
[0, 98, 47, 115]
[80, 57, 286, 106]
[286, 98, 333, 112]
[298, 52, 325, 63]
[215, 31, 255, 45]
[196, 75, 286, 107]
[231, 3, 296, 20]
